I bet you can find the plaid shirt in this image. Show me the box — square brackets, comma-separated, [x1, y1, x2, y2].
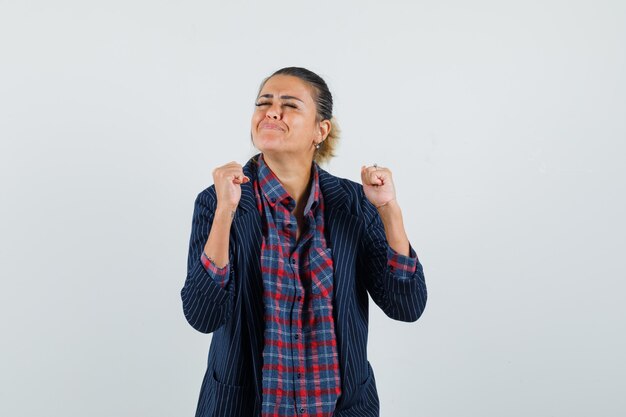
[201, 154, 418, 416]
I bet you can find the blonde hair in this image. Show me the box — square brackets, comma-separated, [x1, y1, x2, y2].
[258, 67, 340, 165]
[314, 116, 340, 165]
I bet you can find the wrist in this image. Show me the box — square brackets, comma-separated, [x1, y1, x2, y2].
[376, 198, 400, 213]
[377, 199, 403, 227]
[214, 205, 237, 221]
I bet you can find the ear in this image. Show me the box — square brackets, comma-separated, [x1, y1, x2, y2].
[318, 119, 332, 142]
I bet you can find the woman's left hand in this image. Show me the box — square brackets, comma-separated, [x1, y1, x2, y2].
[360, 164, 397, 209]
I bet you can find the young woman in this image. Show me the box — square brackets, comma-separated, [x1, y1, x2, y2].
[181, 67, 427, 417]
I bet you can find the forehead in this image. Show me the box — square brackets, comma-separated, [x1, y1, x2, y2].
[259, 75, 315, 102]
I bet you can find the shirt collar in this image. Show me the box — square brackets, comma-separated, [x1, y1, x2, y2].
[257, 153, 321, 214]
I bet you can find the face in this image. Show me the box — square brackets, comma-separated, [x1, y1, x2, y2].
[251, 74, 328, 160]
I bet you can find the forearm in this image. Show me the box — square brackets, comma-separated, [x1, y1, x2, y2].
[203, 206, 235, 267]
[377, 200, 410, 256]
[360, 200, 427, 322]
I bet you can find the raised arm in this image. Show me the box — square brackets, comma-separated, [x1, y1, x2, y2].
[180, 162, 249, 333]
[358, 164, 427, 322]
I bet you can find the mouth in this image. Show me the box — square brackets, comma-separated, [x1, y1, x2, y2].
[260, 122, 284, 131]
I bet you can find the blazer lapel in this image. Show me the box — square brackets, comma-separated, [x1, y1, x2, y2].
[319, 167, 366, 408]
[231, 155, 265, 401]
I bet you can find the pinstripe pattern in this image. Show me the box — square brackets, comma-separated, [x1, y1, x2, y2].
[181, 153, 427, 416]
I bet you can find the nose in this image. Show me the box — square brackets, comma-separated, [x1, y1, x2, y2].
[266, 103, 281, 120]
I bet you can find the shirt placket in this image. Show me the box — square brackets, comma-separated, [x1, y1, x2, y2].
[297, 211, 320, 416]
[281, 202, 317, 416]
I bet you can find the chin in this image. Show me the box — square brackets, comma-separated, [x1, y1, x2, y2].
[253, 134, 284, 151]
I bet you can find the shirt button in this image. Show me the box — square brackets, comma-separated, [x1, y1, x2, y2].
[291, 258, 296, 264]
[297, 295, 302, 301]
[294, 334, 299, 339]
[300, 408, 305, 413]
[297, 373, 302, 378]
[286, 223, 292, 229]
[270, 197, 276, 203]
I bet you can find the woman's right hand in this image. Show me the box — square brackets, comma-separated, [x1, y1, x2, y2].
[212, 161, 250, 211]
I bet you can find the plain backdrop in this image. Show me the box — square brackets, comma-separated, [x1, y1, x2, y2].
[1, 1, 625, 416]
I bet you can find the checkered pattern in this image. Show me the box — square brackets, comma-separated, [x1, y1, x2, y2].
[386, 245, 419, 277]
[253, 154, 340, 417]
[200, 252, 229, 288]
[200, 154, 418, 416]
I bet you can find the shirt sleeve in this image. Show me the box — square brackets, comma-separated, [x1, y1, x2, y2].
[200, 251, 231, 288]
[387, 244, 418, 280]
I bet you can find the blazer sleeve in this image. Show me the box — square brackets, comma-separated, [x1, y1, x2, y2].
[357, 197, 427, 322]
[180, 188, 235, 333]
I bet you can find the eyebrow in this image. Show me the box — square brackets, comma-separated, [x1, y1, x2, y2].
[258, 94, 304, 103]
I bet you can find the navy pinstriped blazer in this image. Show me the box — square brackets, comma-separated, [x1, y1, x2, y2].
[181, 154, 427, 417]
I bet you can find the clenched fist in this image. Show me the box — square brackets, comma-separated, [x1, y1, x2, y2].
[360, 164, 396, 209]
[212, 161, 250, 211]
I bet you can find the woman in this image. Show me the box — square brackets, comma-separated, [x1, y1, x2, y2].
[181, 67, 427, 417]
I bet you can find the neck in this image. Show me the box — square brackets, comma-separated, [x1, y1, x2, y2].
[261, 152, 314, 208]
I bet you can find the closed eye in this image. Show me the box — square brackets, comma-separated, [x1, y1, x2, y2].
[254, 101, 298, 109]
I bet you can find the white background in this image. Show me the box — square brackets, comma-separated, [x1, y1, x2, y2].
[1, 1, 625, 416]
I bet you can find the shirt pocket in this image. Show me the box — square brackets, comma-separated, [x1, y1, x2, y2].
[309, 247, 334, 297]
